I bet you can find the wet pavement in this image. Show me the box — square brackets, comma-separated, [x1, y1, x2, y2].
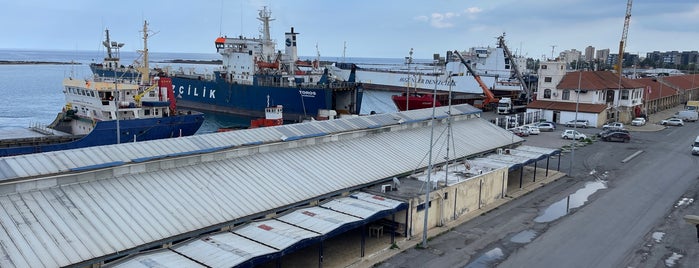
[363, 104, 699, 268]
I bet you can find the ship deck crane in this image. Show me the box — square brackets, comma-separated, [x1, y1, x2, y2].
[616, 0, 633, 73]
[497, 33, 530, 101]
[453, 50, 499, 110]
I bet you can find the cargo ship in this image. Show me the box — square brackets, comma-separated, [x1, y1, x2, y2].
[92, 7, 363, 123]
[327, 34, 533, 111]
[0, 21, 204, 157]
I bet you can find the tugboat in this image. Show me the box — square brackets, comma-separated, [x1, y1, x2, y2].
[0, 21, 204, 157]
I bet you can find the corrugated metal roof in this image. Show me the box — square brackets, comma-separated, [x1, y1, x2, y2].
[104, 249, 205, 268]
[0, 105, 524, 267]
[110, 192, 404, 268]
[0, 104, 481, 182]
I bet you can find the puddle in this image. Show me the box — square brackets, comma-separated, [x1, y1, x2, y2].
[652, 232, 665, 243]
[463, 247, 504, 268]
[510, 229, 537, 243]
[664, 252, 683, 267]
[534, 180, 607, 223]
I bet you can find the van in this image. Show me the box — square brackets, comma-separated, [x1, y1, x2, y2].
[692, 136, 699, 155]
[675, 110, 698, 122]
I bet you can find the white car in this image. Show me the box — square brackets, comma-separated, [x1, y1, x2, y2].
[631, 117, 646, 126]
[522, 125, 540, 135]
[661, 118, 684, 126]
[561, 129, 587, 140]
[602, 122, 624, 130]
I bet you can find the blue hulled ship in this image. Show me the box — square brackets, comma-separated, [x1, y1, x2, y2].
[1, 21, 204, 157]
[92, 7, 362, 123]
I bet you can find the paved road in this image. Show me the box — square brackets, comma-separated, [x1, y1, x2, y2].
[378, 111, 699, 267]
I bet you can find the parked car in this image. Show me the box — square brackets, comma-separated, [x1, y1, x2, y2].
[561, 129, 587, 140]
[565, 119, 589, 128]
[601, 132, 631, 142]
[631, 117, 646, 126]
[522, 125, 540, 135]
[509, 127, 529, 137]
[602, 122, 624, 130]
[661, 118, 684, 126]
[597, 128, 629, 138]
[536, 122, 556, 132]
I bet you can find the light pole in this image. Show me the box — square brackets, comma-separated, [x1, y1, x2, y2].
[406, 48, 413, 111]
[569, 70, 582, 174]
[421, 65, 439, 248]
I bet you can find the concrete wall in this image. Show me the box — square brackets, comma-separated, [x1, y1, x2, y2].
[404, 167, 508, 237]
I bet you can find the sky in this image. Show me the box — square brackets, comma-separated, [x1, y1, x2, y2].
[1, 0, 698, 60]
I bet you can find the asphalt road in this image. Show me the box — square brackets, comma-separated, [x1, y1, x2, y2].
[378, 119, 699, 267]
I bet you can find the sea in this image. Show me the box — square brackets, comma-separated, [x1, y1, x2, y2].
[0, 49, 424, 134]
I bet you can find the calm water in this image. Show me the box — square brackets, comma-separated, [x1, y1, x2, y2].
[0, 49, 409, 133]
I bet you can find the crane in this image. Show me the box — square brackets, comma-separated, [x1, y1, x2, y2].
[497, 33, 530, 101]
[616, 0, 633, 73]
[453, 50, 499, 110]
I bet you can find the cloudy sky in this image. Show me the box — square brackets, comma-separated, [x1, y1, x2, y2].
[1, 0, 697, 60]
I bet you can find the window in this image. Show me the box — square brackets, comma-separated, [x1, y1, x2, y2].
[621, 90, 629, 100]
[562, 90, 570, 100]
[541, 65, 548, 69]
[544, 89, 552, 99]
[544, 77, 552, 82]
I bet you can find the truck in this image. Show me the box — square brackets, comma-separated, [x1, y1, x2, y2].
[685, 100, 699, 111]
[675, 110, 699, 122]
[497, 97, 527, 114]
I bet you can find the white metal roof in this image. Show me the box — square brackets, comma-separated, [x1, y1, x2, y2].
[0, 104, 479, 181]
[109, 192, 403, 268]
[0, 105, 524, 267]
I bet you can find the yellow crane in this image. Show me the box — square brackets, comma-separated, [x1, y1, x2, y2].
[616, 0, 633, 72]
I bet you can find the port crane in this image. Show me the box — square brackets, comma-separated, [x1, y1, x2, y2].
[616, 0, 633, 72]
[497, 33, 530, 101]
[453, 50, 499, 110]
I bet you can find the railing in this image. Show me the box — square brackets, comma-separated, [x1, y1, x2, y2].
[29, 122, 54, 135]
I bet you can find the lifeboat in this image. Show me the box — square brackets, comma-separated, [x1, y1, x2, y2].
[257, 61, 279, 69]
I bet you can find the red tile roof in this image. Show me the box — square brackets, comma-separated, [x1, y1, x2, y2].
[659, 74, 699, 90]
[635, 78, 681, 101]
[557, 71, 645, 90]
[527, 100, 607, 113]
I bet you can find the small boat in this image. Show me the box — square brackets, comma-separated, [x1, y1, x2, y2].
[0, 21, 204, 157]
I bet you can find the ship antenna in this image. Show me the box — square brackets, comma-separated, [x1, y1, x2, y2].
[342, 41, 347, 62]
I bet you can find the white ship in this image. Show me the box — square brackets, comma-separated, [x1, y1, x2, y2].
[327, 34, 531, 113]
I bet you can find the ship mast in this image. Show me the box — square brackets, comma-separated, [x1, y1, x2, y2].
[138, 21, 151, 83]
[258, 6, 275, 62]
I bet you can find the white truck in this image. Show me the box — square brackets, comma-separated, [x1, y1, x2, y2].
[497, 97, 527, 115]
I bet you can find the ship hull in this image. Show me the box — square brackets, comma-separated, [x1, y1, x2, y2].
[170, 75, 362, 122]
[0, 112, 204, 157]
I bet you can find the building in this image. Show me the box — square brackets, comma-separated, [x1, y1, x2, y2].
[0, 105, 562, 268]
[559, 49, 582, 65]
[528, 60, 646, 125]
[596, 49, 610, 62]
[584, 46, 595, 62]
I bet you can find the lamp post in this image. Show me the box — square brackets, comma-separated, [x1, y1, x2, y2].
[405, 48, 413, 111]
[569, 70, 582, 174]
[421, 68, 439, 248]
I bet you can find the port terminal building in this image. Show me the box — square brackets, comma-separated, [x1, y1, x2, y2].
[0, 104, 562, 268]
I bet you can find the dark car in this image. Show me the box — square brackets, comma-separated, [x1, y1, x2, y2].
[597, 128, 629, 138]
[601, 132, 631, 142]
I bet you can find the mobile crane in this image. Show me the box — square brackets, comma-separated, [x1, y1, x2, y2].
[453, 50, 499, 111]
